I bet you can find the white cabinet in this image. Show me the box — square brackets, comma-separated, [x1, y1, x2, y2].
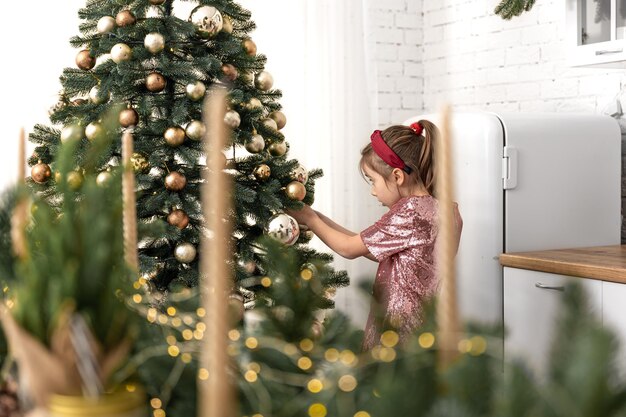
[567, 0, 626, 67]
[503, 267, 602, 378]
[601, 281, 626, 378]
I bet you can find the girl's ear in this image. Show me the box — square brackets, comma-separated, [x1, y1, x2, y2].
[391, 168, 405, 186]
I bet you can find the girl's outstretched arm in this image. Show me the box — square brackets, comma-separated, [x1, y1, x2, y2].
[287, 206, 372, 260]
[314, 211, 378, 262]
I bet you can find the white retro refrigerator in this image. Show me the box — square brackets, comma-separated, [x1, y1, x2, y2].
[405, 112, 622, 326]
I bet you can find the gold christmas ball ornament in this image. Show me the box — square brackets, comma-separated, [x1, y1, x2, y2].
[31, 162, 51, 184]
[85, 121, 104, 141]
[75, 50, 96, 71]
[189, 5, 223, 38]
[268, 141, 287, 157]
[228, 292, 245, 324]
[97, 16, 116, 34]
[115, 10, 136, 27]
[60, 125, 83, 143]
[311, 319, 324, 340]
[302, 230, 314, 241]
[285, 181, 306, 201]
[164, 126, 186, 147]
[261, 118, 278, 131]
[146, 72, 167, 92]
[290, 164, 308, 184]
[144, 33, 165, 54]
[149, 0, 165, 4]
[185, 81, 206, 101]
[167, 209, 190, 229]
[67, 171, 84, 190]
[174, 242, 196, 264]
[165, 171, 187, 191]
[245, 134, 265, 153]
[111, 43, 132, 63]
[96, 170, 113, 187]
[89, 85, 109, 104]
[223, 110, 241, 129]
[253, 164, 271, 181]
[71, 98, 87, 106]
[239, 259, 256, 274]
[269, 111, 287, 130]
[221, 64, 238, 82]
[255, 71, 274, 91]
[119, 108, 139, 127]
[222, 15, 233, 33]
[242, 39, 257, 56]
[265, 213, 300, 246]
[130, 153, 150, 173]
[185, 120, 205, 141]
[246, 98, 263, 111]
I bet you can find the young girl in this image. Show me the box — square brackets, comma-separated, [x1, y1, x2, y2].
[288, 121, 462, 350]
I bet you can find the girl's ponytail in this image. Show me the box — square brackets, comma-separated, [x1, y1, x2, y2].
[415, 119, 438, 197]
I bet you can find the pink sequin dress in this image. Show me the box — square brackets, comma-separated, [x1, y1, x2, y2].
[360, 195, 443, 350]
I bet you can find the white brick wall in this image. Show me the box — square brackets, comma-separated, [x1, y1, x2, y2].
[368, 0, 626, 121]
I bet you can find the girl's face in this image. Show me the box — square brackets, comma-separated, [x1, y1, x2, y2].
[362, 164, 401, 208]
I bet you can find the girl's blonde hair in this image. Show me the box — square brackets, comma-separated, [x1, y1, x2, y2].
[359, 120, 439, 196]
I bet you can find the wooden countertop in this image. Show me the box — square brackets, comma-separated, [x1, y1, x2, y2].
[499, 245, 626, 284]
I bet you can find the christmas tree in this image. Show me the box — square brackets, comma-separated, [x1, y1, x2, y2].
[27, 0, 348, 306]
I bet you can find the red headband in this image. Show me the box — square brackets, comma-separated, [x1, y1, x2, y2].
[370, 130, 412, 174]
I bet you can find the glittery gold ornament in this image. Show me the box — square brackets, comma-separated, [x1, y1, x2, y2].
[245, 134, 265, 153]
[253, 164, 271, 181]
[67, 171, 84, 190]
[222, 16, 233, 33]
[246, 98, 262, 111]
[164, 127, 185, 147]
[130, 153, 150, 173]
[290, 164, 308, 184]
[221, 64, 238, 82]
[167, 209, 190, 229]
[144, 32, 165, 54]
[185, 81, 206, 101]
[115, 10, 136, 27]
[242, 39, 257, 56]
[97, 16, 116, 34]
[189, 5, 223, 38]
[174, 242, 196, 263]
[119, 108, 139, 127]
[146, 72, 167, 92]
[85, 121, 104, 141]
[31, 162, 51, 184]
[60, 125, 83, 143]
[265, 213, 300, 245]
[96, 170, 113, 187]
[261, 118, 278, 131]
[75, 50, 96, 70]
[268, 141, 287, 157]
[111, 43, 132, 63]
[224, 110, 241, 129]
[285, 181, 306, 201]
[185, 120, 205, 141]
[269, 111, 287, 130]
[165, 171, 187, 191]
[255, 71, 274, 91]
[89, 85, 109, 104]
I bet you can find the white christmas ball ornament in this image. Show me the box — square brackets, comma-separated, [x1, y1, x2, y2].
[189, 5, 223, 38]
[265, 213, 300, 246]
[175, 242, 197, 264]
[185, 81, 206, 101]
[61, 125, 84, 143]
[89, 85, 110, 105]
[224, 110, 241, 129]
[144, 33, 165, 54]
[185, 120, 206, 141]
[97, 16, 116, 34]
[111, 43, 132, 63]
[290, 164, 309, 184]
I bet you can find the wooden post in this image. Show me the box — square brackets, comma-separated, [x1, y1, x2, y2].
[199, 88, 235, 417]
[435, 105, 461, 369]
[121, 130, 139, 272]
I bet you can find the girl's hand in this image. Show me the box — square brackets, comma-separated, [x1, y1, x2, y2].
[286, 205, 315, 225]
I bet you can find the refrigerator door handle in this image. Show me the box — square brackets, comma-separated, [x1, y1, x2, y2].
[502, 146, 518, 190]
[535, 282, 565, 292]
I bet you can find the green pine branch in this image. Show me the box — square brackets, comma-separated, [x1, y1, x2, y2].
[494, 0, 537, 19]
